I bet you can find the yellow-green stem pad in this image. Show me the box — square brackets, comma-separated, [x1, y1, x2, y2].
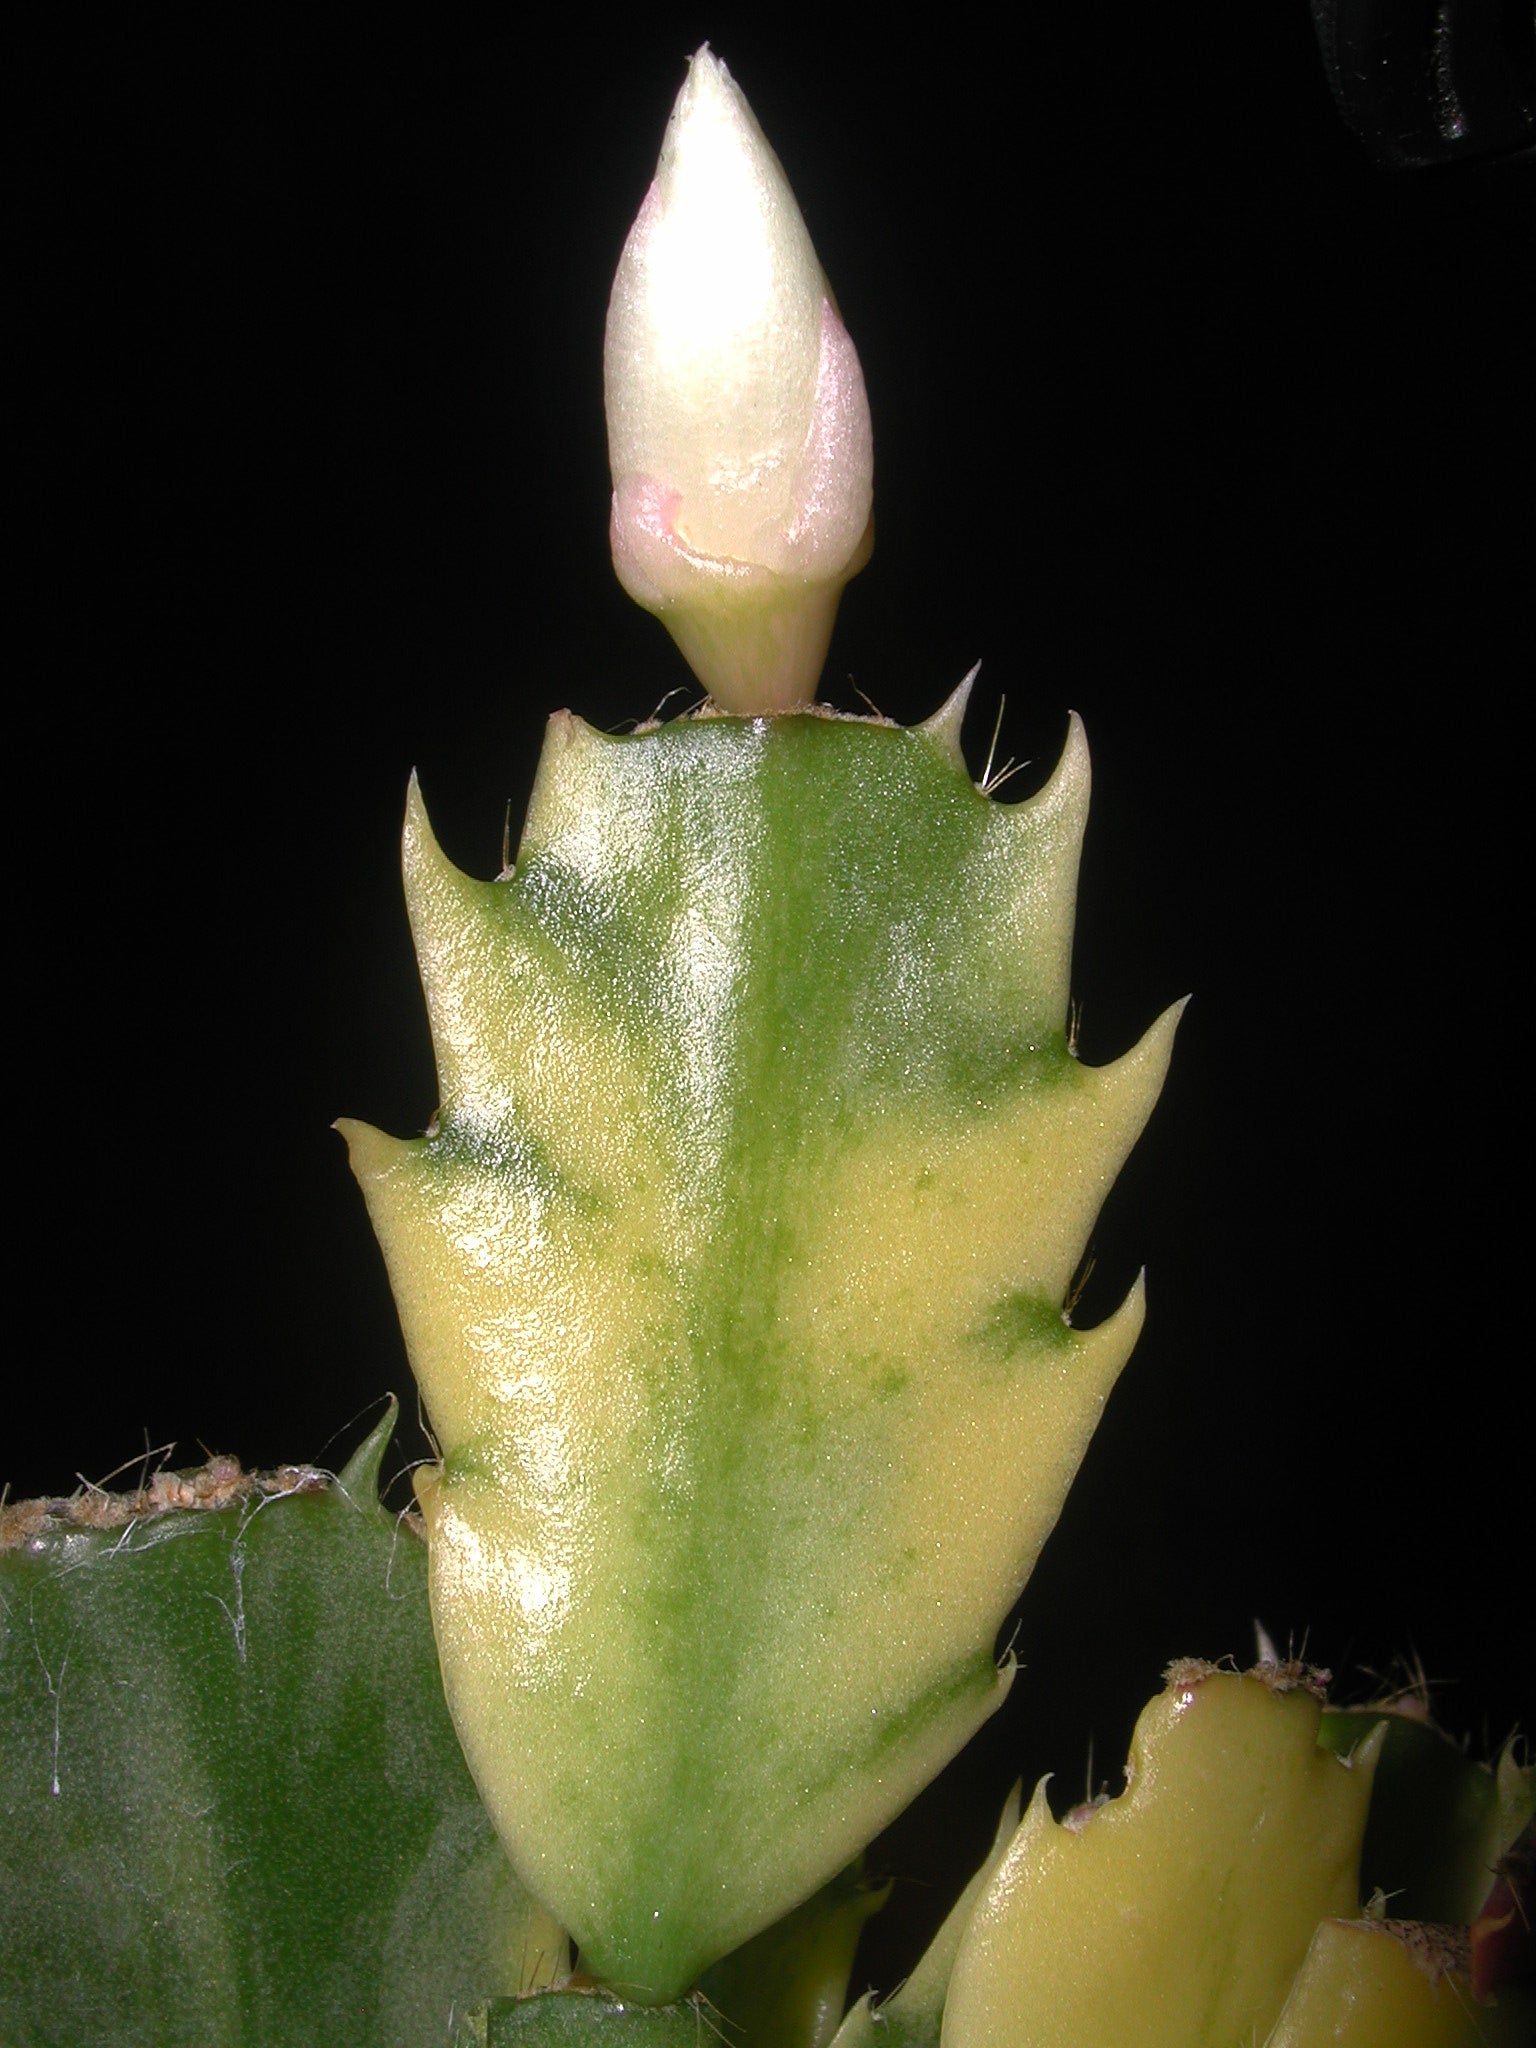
[941, 1665, 1381, 2048]
[342, 699, 1176, 2000]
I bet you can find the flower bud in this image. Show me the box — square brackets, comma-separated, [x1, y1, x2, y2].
[604, 48, 874, 714]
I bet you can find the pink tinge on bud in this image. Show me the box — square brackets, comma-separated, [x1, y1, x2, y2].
[610, 302, 872, 606]
[782, 302, 874, 572]
[608, 479, 691, 614]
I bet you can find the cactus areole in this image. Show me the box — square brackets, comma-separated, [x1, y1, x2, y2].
[341, 48, 1175, 2005]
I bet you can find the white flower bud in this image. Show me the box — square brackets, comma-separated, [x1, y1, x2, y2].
[604, 48, 874, 714]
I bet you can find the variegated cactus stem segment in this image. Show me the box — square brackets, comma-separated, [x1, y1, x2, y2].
[341, 698, 1178, 2001]
[941, 1664, 1383, 2048]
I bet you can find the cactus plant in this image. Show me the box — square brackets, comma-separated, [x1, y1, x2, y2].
[6, 25, 1531, 2048]
[334, 44, 1178, 2005]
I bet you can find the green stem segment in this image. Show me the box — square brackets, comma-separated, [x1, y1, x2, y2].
[342, 695, 1177, 1999]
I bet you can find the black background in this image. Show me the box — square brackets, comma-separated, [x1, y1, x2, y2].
[11, 6, 1531, 1987]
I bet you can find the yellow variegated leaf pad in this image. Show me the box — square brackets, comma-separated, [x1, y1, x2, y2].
[341, 700, 1177, 2000]
[941, 1666, 1382, 2048]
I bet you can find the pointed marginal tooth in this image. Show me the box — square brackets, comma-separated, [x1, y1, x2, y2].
[1009, 708, 1090, 832]
[334, 1116, 422, 1183]
[400, 776, 548, 1122]
[333, 1122, 502, 1448]
[995, 1781, 1025, 1847]
[965, 1774, 1061, 1945]
[1017, 1774, 1057, 1849]
[964, 1280, 1146, 1595]
[402, 769, 456, 883]
[1349, 1715, 1388, 1793]
[519, 708, 608, 860]
[916, 661, 982, 767]
[1060, 1274, 1146, 1437]
[403, 756, 658, 1185]
[794, 1005, 1172, 1366]
[335, 1395, 399, 1508]
[975, 714, 1091, 1016]
[334, 1122, 468, 1433]
[1073, 1265, 1146, 1344]
[827, 1992, 877, 2048]
[1092, 992, 1186, 1133]
[402, 772, 502, 943]
[943, 998, 1177, 1309]
[1080, 994, 1186, 1148]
